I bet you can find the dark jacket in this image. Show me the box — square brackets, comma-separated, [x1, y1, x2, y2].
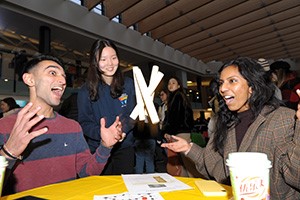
[162, 89, 194, 135]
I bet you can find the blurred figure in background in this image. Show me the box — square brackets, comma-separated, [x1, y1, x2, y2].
[158, 88, 168, 130]
[270, 60, 300, 110]
[257, 58, 282, 100]
[207, 79, 219, 140]
[134, 115, 159, 174]
[59, 77, 85, 121]
[0, 97, 20, 118]
[162, 76, 201, 177]
[58, 92, 79, 121]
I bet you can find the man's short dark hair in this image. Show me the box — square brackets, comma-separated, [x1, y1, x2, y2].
[23, 54, 64, 75]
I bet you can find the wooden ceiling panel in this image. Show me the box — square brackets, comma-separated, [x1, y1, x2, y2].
[138, 0, 211, 33]
[193, 33, 281, 59]
[247, 42, 299, 59]
[206, 42, 300, 62]
[159, 0, 268, 45]
[198, 31, 300, 62]
[214, 10, 300, 43]
[3, 0, 299, 72]
[171, 3, 299, 51]
[179, 22, 273, 53]
[175, 11, 299, 60]
[83, 0, 103, 11]
[212, 32, 286, 55]
[218, 22, 300, 48]
[166, 1, 286, 46]
[237, 37, 299, 57]
[104, 0, 140, 19]
[151, 0, 246, 40]
[163, 1, 298, 48]
[81, 0, 300, 62]
[121, 0, 178, 27]
[263, 0, 300, 15]
[287, 48, 300, 58]
[204, 50, 238, 62]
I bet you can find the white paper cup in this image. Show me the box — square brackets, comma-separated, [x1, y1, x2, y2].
[226, 152, 271, 200]
[0, 156, 8, 196]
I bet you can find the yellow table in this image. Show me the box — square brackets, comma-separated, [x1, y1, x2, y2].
[1, 176, 232, 200]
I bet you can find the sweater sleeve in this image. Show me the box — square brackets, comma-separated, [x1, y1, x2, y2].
[273, 114, 300, 193]
[77, 85, 101, 142]
[120, 78, 136, 135]
[186, 136, 228, 183]
[76, 126, 111, 177]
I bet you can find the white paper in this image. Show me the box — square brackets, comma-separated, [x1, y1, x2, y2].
[94, 192, 164, 200]
[122, 173, 192, 193]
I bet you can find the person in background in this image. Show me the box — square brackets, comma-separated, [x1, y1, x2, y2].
[161, 57, 300, 199]
[257, 58, 282, 100]
[150, 88, 169, 173]
[270, 60, 300, 110]
[0, 55, 123, 194]
[162, 76, 202, 178]
[297, 89, 300, 119]
[158, 88, 168, 130]
[58, 77, 85, 121]
[133, 114, 158, 174]
[0, 97, 20, 118]
[58, 92, 79, 121]
[207, 79, 219, 140]
[77, 39, 136, 175]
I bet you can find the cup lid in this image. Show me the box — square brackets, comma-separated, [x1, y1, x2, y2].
[226, 152, 271, 168]
[0, 156, 8, 167]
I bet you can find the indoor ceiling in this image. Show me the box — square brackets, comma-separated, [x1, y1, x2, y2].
[83, 0, 300, 63]
[0, 0, 300, 82]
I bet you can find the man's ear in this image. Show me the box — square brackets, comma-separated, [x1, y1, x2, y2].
[22, 73, 34, 86]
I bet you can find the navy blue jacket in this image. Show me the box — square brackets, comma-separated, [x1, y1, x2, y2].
[77, 77, 136, 153]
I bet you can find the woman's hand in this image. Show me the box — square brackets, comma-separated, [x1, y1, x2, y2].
[100, 116, 126, 148]
[161, 134, 192, 154]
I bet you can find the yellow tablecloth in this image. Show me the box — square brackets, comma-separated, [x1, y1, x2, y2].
[1, 176, 232, 200]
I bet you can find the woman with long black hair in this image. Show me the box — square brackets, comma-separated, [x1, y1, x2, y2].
[162, 57, 300, 199]
[162, 76, 202, 177]
[77, 39, 136, 175]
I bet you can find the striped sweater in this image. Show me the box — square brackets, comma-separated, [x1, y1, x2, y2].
[0, 112, 111, 193]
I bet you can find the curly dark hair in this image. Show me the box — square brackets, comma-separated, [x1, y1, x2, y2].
[213, 57, 282, 153]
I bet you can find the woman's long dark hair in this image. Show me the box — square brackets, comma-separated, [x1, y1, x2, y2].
[87, 39, 124, 101]
[167, 76, 190, 108]
[213, 57, 282, 153]
[1, 97, 20, 111]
